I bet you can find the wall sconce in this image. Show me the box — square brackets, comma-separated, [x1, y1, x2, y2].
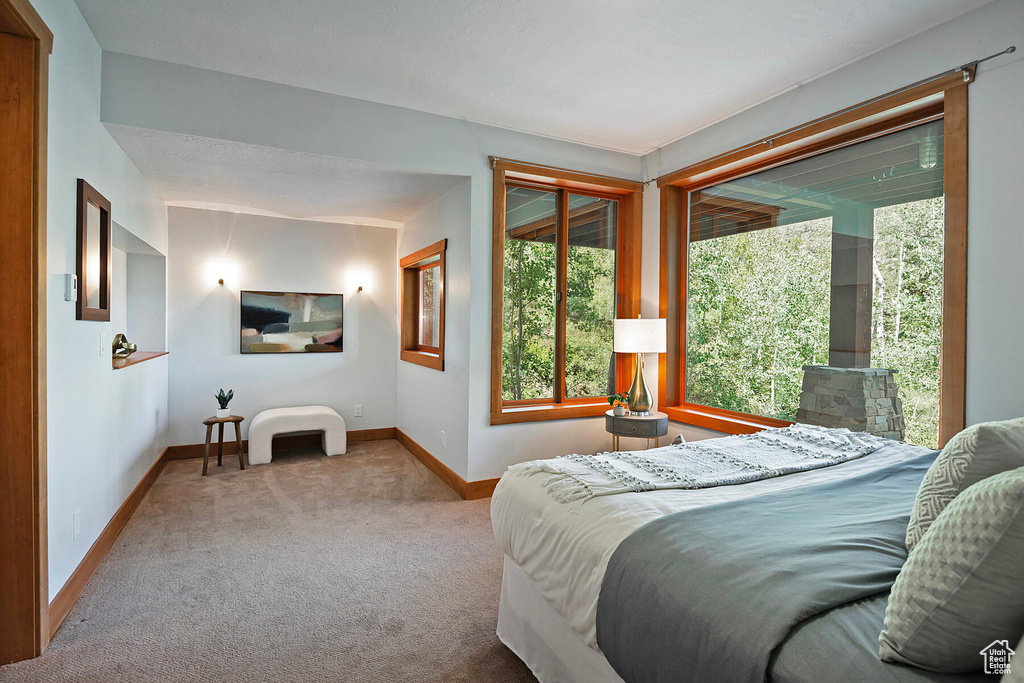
[205, 258, 240, 288]
[344, 267, 373, 295]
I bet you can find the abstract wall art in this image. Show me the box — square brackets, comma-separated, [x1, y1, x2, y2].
[240, 290, 344, 354]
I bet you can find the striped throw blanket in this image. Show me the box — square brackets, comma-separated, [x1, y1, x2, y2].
[508, 424, 889, 504]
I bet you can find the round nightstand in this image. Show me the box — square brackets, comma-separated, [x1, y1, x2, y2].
[605, 410, 668, 451]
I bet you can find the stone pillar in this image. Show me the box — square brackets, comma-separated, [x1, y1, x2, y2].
[829, 202, 874, 368]
[797, 366, 905, 440]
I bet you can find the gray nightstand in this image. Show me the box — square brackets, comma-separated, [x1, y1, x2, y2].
[605, 410, 669, 451]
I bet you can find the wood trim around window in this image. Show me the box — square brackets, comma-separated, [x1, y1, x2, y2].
[490, 158, 642, 425]
[400, 238, 446, 371]
[659, 75, 971, 443]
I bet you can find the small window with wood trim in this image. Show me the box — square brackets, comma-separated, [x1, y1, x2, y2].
[490, 158, 644, 425]
[401, 239, 446, 371]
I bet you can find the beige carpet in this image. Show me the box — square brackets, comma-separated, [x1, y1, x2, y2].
[0, 440, 535, 682]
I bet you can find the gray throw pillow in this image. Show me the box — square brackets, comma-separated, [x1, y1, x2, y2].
[906, 417, 1024, 552]
[880, 467, 1024, 672]
[999, 633, 1024, 682]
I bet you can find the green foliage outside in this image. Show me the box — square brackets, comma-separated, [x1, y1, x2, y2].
[686, 217, 832, 423]
[500, 191, 943, 448]
[687, 197, 943, 448]
[503, 239, 616, 401]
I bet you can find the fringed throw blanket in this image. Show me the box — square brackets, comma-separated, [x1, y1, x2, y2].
[508, 424, 889, 504]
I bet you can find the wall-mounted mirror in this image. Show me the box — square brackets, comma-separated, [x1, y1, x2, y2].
[76, 179, 111, 321]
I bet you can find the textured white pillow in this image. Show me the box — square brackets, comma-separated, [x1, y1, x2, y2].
[905, 417, 1024, 552]
[880, 467, 1024, 672]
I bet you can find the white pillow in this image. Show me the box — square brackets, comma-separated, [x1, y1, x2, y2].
[905, 417, 1024, 552]
[881, 467, 1024, 672]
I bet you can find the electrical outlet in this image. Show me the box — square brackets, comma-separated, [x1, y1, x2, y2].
[73, 510, 80, 540]
[99, 333, 107, 358]
[441, 430, 446, 448]
[354, 404, 363, 417]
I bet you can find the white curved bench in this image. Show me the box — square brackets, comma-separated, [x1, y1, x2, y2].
[248, 406, 346, 465]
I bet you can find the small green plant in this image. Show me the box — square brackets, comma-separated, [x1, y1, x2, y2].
[215, 389, 234, 409]
[607, 392, 628, 407]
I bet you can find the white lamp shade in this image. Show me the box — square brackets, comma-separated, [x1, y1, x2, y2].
[613, 318, 666, 354]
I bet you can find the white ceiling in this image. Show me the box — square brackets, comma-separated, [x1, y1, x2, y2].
[105, 124, 466, 227]
[78, 0, 990, 154]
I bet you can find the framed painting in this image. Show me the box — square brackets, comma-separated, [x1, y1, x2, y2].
[240, 290, 344, 354]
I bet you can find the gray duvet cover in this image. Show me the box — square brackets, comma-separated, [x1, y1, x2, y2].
[596, 450, 943, 683]
[770, 593, 988, 683]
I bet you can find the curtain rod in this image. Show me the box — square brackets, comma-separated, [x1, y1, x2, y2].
[646, 45, 1015, 186]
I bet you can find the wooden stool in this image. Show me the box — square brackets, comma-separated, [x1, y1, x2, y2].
[202, 415, 245, 476]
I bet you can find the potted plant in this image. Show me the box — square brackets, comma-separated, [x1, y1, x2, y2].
[607, 392, 628, 417]
[215, 389, 234, 419]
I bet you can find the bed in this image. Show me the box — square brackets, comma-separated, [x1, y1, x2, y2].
[490, 428, 991, 683]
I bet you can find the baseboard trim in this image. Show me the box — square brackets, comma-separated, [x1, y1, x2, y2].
[48, 447, 169, 638]
[165, 427, 397, 460]
[394, 429, 499, 500]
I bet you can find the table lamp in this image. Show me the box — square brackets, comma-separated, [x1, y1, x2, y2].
[613, 317, 667, 415]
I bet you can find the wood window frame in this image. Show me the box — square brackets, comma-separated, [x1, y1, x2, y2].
[1, 0, 53, 662]
[490, 157, 643, 425]
[400, 238, 446, 371]
[658, 69, 972, 445]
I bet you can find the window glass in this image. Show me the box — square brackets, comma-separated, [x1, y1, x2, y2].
[418, 264, 441, 349]
[686, 122, 944, 446]
[503, 186, 557, 400]
[565, 194, 618, 398]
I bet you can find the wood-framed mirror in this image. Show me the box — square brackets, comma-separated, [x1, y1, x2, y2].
[76, 179, 111, 321]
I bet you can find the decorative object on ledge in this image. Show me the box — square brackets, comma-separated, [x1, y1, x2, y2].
[215, 388, 234, 419]
[111, 333, 137, 359]
[240, 290, 344, 354]
[613, 317, 667, 416]
[112, 351, 168, 370]
[76, 179, 111, 321]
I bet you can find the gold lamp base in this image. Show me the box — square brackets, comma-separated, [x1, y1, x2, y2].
[626, 352, 652, 415]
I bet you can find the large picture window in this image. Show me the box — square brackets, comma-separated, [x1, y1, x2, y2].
[659, 71, 969, 447]
[490, 159, 643, 424]
[686, 122, 944, 446]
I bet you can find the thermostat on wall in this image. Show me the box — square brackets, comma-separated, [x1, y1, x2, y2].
[64, 273, 78, 302]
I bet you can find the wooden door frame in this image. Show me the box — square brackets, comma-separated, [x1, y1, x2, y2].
[0, 0, 51, 664]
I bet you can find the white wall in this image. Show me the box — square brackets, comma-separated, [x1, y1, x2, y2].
[127, 254, 167, 353]
[33, 0, 169, 600]
[642, 0, 1024, 428]
[396, 179, 472, 478]
[166, 208, 398, 445]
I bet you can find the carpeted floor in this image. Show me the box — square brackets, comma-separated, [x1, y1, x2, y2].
[0, 440, 536, 683]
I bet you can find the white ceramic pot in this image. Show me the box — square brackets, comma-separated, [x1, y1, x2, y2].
[216, 408, 230, 419]
[612, 405, 626, 417]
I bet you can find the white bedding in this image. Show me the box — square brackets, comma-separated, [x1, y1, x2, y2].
[490, 439, 931, 650]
